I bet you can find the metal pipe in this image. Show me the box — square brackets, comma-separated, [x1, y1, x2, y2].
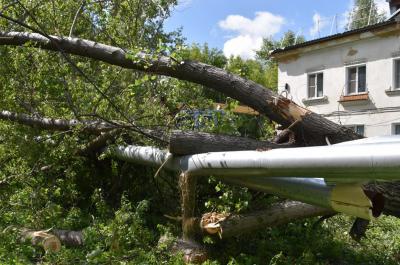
[113, 138, 400, 180]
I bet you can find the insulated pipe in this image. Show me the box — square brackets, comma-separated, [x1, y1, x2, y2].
[113, 139, 400, 180]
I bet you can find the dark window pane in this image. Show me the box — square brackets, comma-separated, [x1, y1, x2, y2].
[348, 67, 357, 94]
[308, 74, 316, 98]
[349, 67, 357, 81]
[356, 125, 364, 136]
[317, 73, 323, 97]
[395, 124, 400, 135]
[358, 66, 366, 92]
[395, 60, 400, 89]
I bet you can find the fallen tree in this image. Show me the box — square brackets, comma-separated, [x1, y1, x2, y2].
[0, 31, 361, 146]
[1, 28, 400, 261]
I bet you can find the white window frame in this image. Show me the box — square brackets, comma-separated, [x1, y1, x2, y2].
[392, 123, 400, 135]
[393, 58, 400, 90]
[346, 124, 365, 136]
[346, 64, 367, 95]
[307, 71, 324, 99]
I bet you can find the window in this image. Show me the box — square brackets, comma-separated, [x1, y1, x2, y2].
[393, 124, 400, 135]
[308, 72, 323, 98]
[347, 65, 366, 94]
[395, 59, 400, 90]
[347, 125, 365, 136]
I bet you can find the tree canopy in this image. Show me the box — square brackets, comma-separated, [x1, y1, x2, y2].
[347, 0, 387, 30]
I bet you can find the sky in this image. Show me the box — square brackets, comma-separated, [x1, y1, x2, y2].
[164, 0, 391, 59]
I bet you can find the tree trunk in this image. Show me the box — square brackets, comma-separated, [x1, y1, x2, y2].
[169, 130, 295, 155]
[179, 173, 198, 241]
[194, 201, 334, 239]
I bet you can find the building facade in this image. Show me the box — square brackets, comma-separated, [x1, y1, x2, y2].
[272, 12, 400, 137]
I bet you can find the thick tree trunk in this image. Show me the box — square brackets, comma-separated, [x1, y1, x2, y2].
[169, 130, 295, 155]
[0, 32, 361, 145]
[194, 201, 334, 239]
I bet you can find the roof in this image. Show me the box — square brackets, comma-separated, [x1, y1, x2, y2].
[271, 14, 399, 57]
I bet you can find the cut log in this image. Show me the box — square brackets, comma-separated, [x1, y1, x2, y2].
[20, 228, 83, 252]
[197, 201, 334, 239]
[20, 229, 62, 252]
[169, 130, 294, 155]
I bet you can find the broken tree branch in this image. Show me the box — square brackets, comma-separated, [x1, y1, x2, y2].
[77, 129, 122, 155]
[0, 110, 116, 133]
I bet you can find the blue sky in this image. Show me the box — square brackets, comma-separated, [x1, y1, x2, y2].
[165, 0, 390, 59]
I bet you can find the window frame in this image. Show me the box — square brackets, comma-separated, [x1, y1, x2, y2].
[307, 71, 324, 99]
[346, 64, 367, 95]
[393, 58, 400, 90]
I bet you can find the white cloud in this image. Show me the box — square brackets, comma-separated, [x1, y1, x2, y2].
[218, 12, 285, 59]
[309, 13, 330, 38]
[175, 0, 193, 11]
[222, 35, 264, 60]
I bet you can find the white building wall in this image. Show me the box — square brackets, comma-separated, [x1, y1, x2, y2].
[278, 33, 400, 137]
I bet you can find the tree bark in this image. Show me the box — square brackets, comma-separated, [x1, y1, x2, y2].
[169, 130, 295, 155]
[0, 31, 361, 145]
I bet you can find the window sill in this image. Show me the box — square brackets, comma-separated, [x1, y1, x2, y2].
[302, 96, 328, 105]
[385, 89, 400, 96]
[339, 93, 369, 104]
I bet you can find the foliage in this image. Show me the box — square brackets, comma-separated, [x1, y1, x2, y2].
[347, 0, 387, 30]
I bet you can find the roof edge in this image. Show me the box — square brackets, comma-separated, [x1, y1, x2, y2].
[271, 20, 398, 58]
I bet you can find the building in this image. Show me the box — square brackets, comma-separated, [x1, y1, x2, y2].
[271, 1, 400, 137]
